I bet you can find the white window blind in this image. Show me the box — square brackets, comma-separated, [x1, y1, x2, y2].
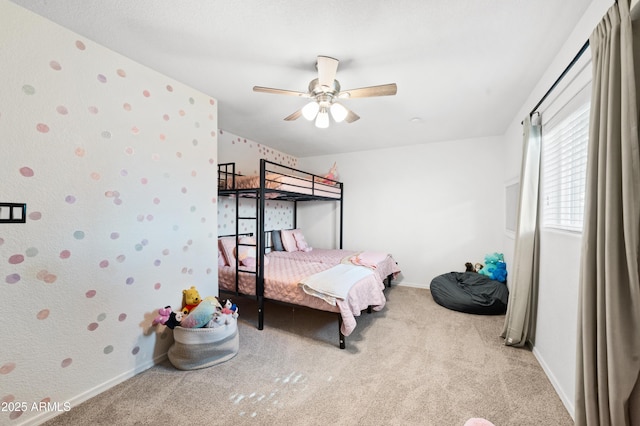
[541, 80, 590, 233]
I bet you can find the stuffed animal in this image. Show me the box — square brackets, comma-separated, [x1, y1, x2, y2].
[152, 306, 172, 326]
[477, 252, 507, 283]
[181, 286, 202, 315]
[180, 296, 222, 328]
[465, 262, 475, 272]
[221, 299, 239, 319]
[165, 310, 184, 329]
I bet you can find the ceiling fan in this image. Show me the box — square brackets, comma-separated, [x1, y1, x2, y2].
[253, 56, 397, 128]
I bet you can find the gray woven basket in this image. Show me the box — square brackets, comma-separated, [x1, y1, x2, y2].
[168, 319, 239, 370]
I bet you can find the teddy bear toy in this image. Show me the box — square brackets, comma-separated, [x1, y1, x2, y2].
[152, 306, 172, 326]
[477, 252, 507, 283]
[181, 286, 202, 315]
[164, 310, 184, 329]
[180, 296, 222, 328]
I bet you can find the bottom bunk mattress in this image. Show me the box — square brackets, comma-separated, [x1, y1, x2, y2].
[267, 248, 401, 284]
[218, 254, 387, 336]
[430, 271, 509, 315]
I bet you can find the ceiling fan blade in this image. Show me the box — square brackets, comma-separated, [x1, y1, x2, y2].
[317, 56, 339, 89]
[284, 109, 303, 121]
[253, 86, 309, 97]
[340, 83, 397, 98]
[345, 109, 360, 123]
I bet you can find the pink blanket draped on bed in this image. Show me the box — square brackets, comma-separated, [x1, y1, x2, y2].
[218, 252, 389, 336]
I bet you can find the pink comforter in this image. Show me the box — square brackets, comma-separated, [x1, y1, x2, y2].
[219, 250, 398, 336]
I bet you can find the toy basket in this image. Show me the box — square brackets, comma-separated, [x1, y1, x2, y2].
[167, 318, 239, 370]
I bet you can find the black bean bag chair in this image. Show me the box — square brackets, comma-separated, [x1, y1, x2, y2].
[430, 272, 509, 315]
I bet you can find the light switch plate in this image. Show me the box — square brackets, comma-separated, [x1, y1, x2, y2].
[0, 203, 27, 223]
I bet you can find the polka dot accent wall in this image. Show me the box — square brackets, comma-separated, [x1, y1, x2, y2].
[0, 3, 217, 424]
[217, 130, 298, 234]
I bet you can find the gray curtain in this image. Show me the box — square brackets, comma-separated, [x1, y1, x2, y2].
[501, 114, 541, 347]
[575, 1, 640, 425]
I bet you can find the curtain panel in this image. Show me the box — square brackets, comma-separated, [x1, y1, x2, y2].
[575, 0, 640, 424]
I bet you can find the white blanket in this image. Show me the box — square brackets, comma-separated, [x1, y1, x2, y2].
[299, 264, 374, 306]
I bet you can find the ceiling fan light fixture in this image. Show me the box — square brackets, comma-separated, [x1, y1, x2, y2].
[330, 102, 348, 123]
[301, 101, 320, 121]
[315, 108, 330, 129]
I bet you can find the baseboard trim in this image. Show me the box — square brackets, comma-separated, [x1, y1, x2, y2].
[394, 280, 428, 289]
[18, 353, 168, 426]
[531, 346, 575, 421]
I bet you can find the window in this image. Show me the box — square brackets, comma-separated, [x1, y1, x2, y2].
[541, 90, 589, 232]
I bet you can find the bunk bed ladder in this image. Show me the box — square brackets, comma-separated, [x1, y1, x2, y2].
[257, 159, 267, 330]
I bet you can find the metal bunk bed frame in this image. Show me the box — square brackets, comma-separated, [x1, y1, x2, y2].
[218, 159, 350, 347]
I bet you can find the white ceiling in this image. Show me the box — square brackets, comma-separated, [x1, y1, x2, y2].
[10, 0, 593, 157]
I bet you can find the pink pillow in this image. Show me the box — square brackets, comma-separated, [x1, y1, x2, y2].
[292, 229, 309, 251]
[218, 248, 226, 267]
[237, 236, 256, 262]
[219, 237, 237, 266]
[280, 229, 298, 252]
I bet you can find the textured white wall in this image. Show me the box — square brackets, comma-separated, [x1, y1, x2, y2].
[298, 136, 506, 287]
[217, 130, 297, 235]
[0, 3, 218, 424]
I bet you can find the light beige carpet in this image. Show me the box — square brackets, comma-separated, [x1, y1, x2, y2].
[43, 286, 573, 426]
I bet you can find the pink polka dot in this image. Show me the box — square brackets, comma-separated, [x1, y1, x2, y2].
[87, 323, 98, 331]
[6, 273, 18, 284]
[210, 99, 215, 105]
[181, 187, 187, 194]
[126, 277, 134, 285]
[146, 214, 154, 221]
[179, 110, 186, 116]
[36, 123, 50, 133]
[65, 195, 76, 204]
[141, 178, 148, 184]
[43, 274, 57, 284]
[28, 211, 42, 220]
[123, 103, 131, 111]
[163, 114, 170, 121]
[162, 249, 170, 255]
[75, 147, 85, 157]
[125, 147, 134, 155]
[8, 254, 24, 264]
[49, 60, 61, 71]
[131, 126, 139, 134]
[37, 309, 50, 320]
[110, 232, 120, 239]
[0, 362, 16, 374]
[154, 282, 161, 290]
[118, 313, 127, 321]
[90, 172, 100, 180]
[56, 105, 68, 115]
[86, 289, 96, 298]
[75, 40, 86, 50]
[143, 90, 150, 97]
[19, 166, 34, 177]
[159, 134, 166, 141]
[97, 74, 107, 83]
[153, 198, 160, 204]
[117, 69, 126, 78]
[59, 250, 71, 259]
[116, 255, 126, 263]
[88, 106, 99, 114]
[99, 260, 109, 268]
[166, 85, 173, 92]
[61, 358, 72, 368]
[176, 152, 183, 158]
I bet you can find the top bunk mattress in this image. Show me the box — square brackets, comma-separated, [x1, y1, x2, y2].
[221, 174, 341, 199]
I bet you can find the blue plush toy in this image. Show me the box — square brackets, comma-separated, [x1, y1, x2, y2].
[477, 252, 507, 283]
